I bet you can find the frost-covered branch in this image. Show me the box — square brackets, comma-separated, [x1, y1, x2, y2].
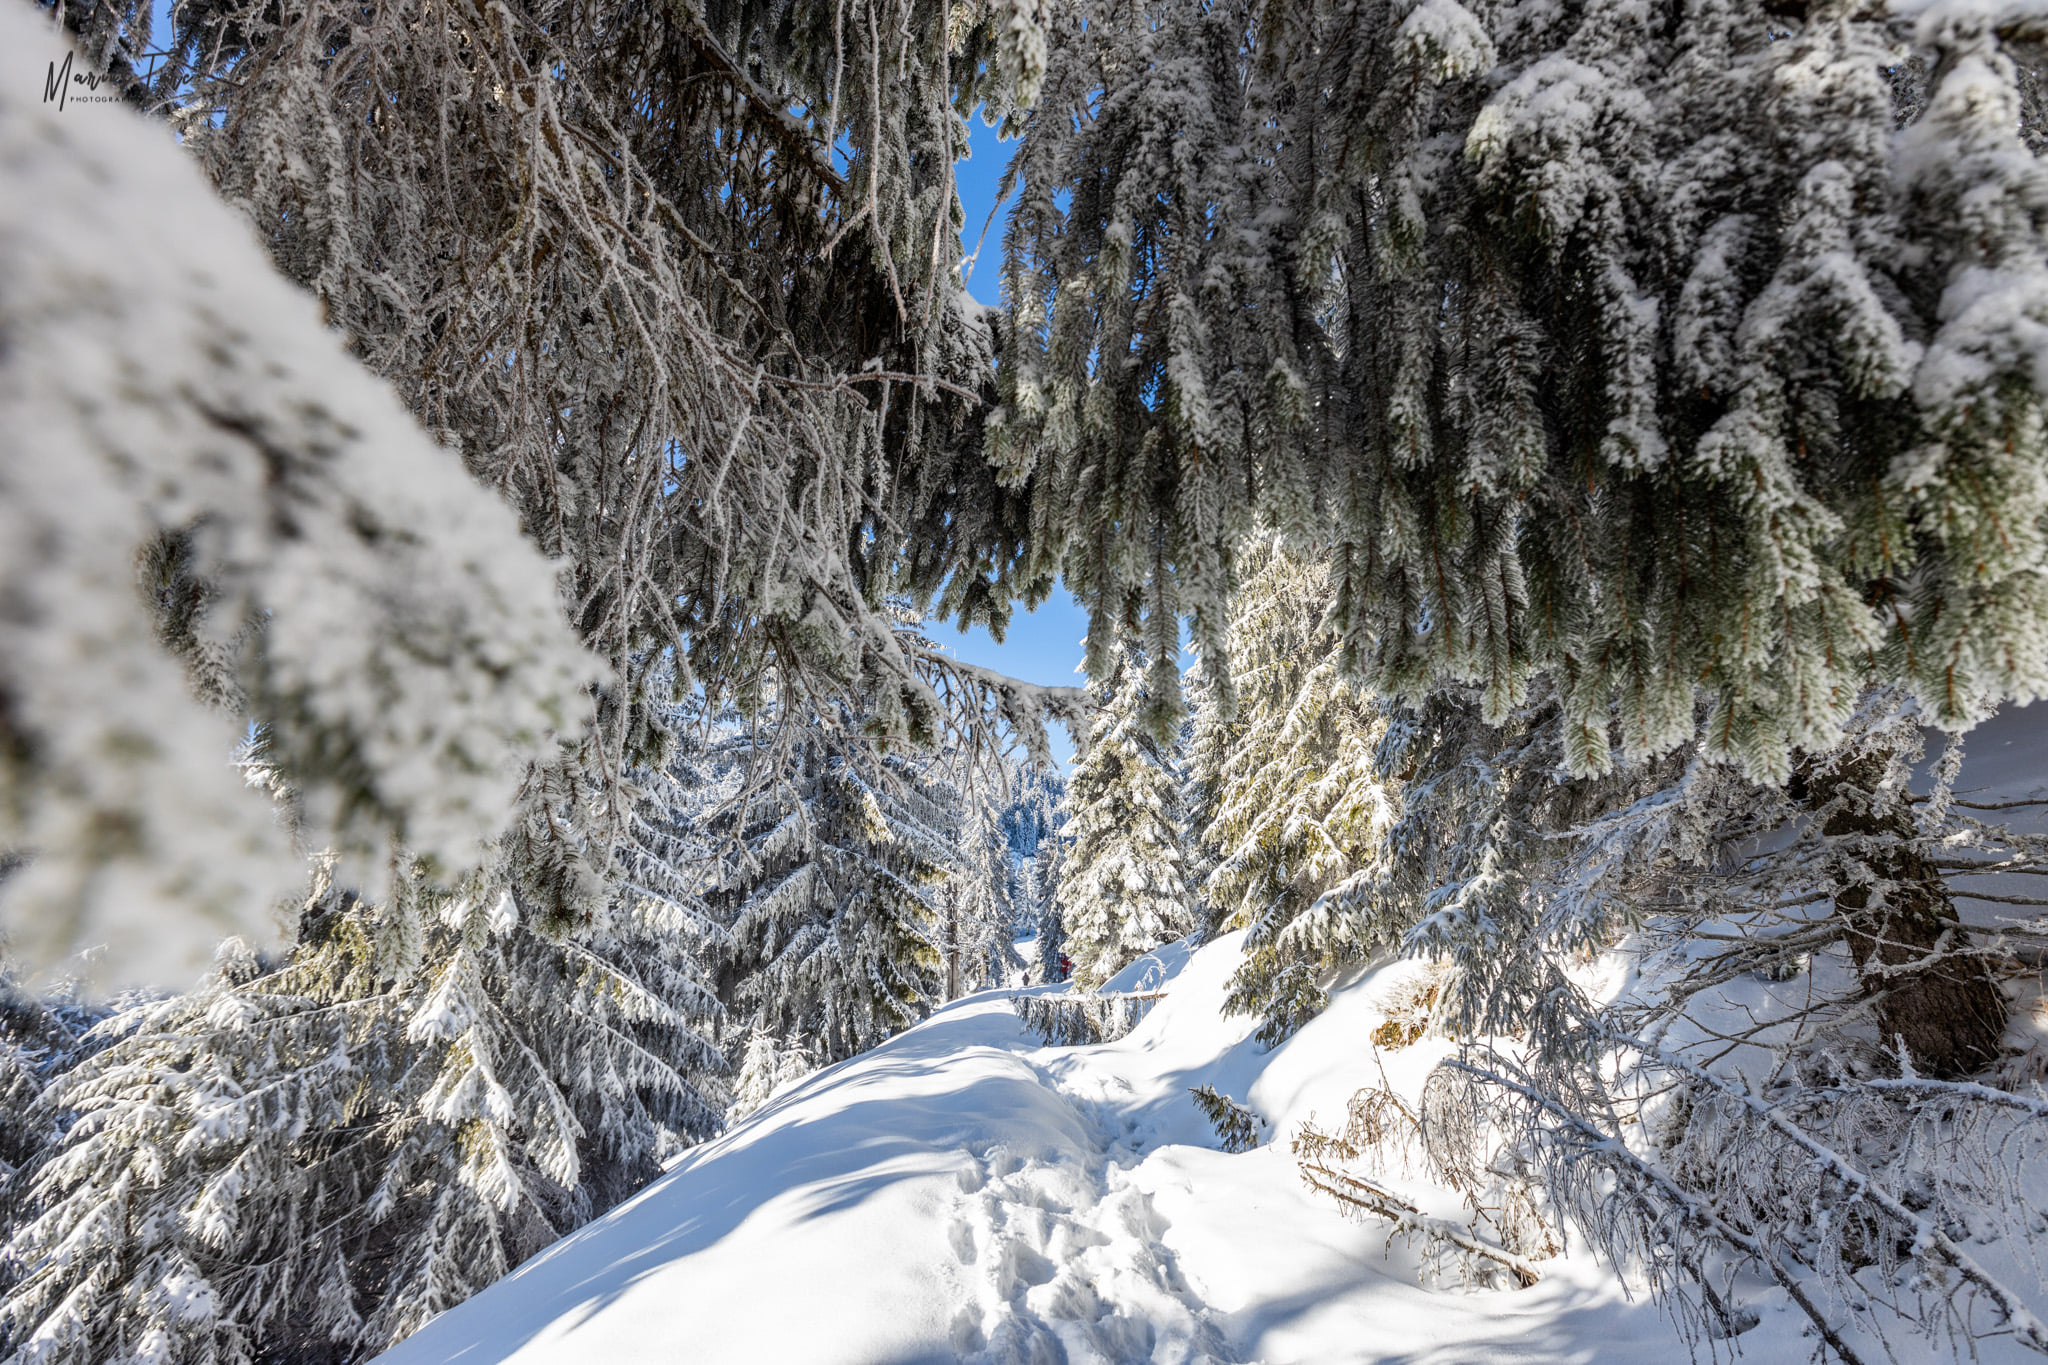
[0, 8, 600, 986]
[1296, 1162, 1545, 1289]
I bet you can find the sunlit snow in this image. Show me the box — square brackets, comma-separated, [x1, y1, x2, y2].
[371, 927, 1946, 1364]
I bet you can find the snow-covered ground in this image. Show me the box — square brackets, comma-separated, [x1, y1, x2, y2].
[372, 927, 1887, 1364]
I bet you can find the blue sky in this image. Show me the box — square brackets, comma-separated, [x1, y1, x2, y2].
[957, 110, 1017, 311]
[934, 111, 1092, 766]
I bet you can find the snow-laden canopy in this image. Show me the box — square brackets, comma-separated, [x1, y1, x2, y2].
[0, 2, 599, 983]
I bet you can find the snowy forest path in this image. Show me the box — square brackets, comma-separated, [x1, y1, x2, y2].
[938, 1042, 1240, 1364]
[368, 966, 1250, 1365]
[373, 935, 1705, 1365]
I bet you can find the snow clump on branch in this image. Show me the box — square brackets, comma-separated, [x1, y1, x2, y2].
[0, 7, 601, 988]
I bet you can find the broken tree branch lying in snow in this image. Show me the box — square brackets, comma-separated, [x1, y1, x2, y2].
[1608, 1034, 2048, 1355]
[1297, 1161, 1544, 1288]
[1292, 1084, 1551, 1292]
[1446, 1059, 1862, 1350]
[1436, 1036, 2048, 1364]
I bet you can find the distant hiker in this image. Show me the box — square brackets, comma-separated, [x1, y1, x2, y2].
[1057, 953, 1073, 983]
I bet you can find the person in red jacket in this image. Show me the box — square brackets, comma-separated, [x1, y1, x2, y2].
[1056, 953, 1073, 983]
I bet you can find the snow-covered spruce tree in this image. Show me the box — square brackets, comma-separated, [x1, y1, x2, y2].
[0, 850, 723, 1365]
[998, 0, 2048, 1076]
[712, 704, 957, 1067]
[1367, 688, 1669, 1043]
[1522, 693, 2014, 1069]
[1027, 829, 1068, 985]
[728, 1025, 789, 1123]
[0, 963, 106, 1187]
[0, 680, 728, 1362]
[1054, 648, 1195, 988]
[0, 8, 598, 985]
[984, 763, 1066, 982]
[994, 0, 2048, 782]
[998, 765, 1066, 862]
[724, 1019, 820, 1122]
[27, 0, 162, 109]
[942, 758, 1029, 1000]
[1345, 679, 2011, 1076]
[1187, 538, 1398, 1044]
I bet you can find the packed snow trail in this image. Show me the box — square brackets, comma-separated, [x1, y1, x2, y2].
[374, 934, 1864, 1364]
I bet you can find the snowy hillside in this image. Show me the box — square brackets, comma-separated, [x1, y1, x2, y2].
[369, 925, 1975, 1365]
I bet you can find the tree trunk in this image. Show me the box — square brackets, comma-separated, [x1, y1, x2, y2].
[945, 890, 960, 1002]
[1803, 755, 2006, 1079]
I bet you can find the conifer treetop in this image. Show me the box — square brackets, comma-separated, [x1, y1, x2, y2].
[1056, 647, 1195, 987]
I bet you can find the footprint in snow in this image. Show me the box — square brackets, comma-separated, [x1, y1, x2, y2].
[945, 1144, 1238, 1365]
